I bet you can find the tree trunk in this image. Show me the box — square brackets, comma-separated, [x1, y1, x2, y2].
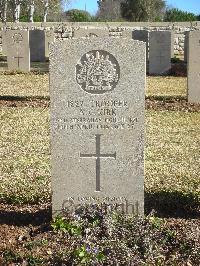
[43, 0, 49, 22]
[14, 0, 21, 23]
[3, 0, 7, 22]
[29, 0, 35, 22]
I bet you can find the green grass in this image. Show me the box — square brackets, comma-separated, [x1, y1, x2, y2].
[0, 72, 187, 98]
[0, 107, 199, 207]
[0, 73, 49, 97]
[0, 107, 50, 204]
[146, 76, 187, 97]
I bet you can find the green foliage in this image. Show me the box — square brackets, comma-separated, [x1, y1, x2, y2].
[121, 0, 166, 22]
[19, 15, 43, 22]
[65, 9, 92, 22]
[26, 255, 43, 266]
[74, 245, 105, 264]
[3, 250, 21, 263]
[51, 216, 82, 235]
[164, 8, 197, 22]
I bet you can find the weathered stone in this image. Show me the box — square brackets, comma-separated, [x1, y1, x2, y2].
[1, 30, 7, 56]
[184, 31, 189, 62]
[187, 31, 200, 103]
[73, 28, 109, 38]
[171, 31, 175, 57]
[30, 30, 45, 62]
[50, 38, 145, 216]
[6, 30, 30, 72]
[45, 29, 55, 57]
[149, 31, 171, 74]
[132, 30, 149, 60]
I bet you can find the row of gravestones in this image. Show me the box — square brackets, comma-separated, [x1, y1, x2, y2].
[0, 29, 55, 71]
[0, 28, 198, 217]
[49, 32, 198, 217]
[1, 28, 199, 104]
[0, 29, 183, 74]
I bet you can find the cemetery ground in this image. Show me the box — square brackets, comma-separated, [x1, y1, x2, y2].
[0, 72, 200, 265]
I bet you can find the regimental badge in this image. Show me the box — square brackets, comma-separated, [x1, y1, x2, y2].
[76, 50, 120, 94]
[13, 33, 23, 44]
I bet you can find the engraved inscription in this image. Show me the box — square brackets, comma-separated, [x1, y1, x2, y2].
[13, 33, 23, 43]
[80, 134, 116, 192]
[76, 50, 120, 94]
[54, 98, 139, 131]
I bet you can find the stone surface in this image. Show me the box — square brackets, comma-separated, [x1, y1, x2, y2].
[149, 31, 171, 74]
[187, 31, 200, 103]
[73, 28, 109, 38]
[30, 30, 45, 61]
[6, 30, 30, 72]
[132, 30, 149, 60]
[50, 38, 145, 216]
[171, 31, 175, 57]
[184, 31, 189, 62]
[1, 30, 7, 56]
[45, 29, 55, 57]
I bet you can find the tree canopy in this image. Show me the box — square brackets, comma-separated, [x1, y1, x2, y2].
[164, 8, 197, 22]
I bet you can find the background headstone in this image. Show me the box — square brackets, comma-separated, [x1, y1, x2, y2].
[132, 30, 149, 61]
[6, 30, 30, 72]
[45, 29, 55, 57]
[1, 30, 7, 56]
[149, 31, 171, 74]
[73, 28, 109, 38]
[50, 38, 145, 216]
[30, 30, 45, 62]
[0, 31, 2, 53]
[184, 31, 189, 62]
[187, 31, 200, 103]
[171, 31, 175, 58]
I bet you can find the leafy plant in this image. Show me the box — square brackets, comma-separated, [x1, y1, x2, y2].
[51, 216, 82, 235]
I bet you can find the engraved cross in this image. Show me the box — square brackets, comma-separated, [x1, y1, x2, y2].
[80, 134, 116, 192]
[14, 55, 23, 68]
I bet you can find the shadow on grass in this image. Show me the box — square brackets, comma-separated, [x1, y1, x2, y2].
[0, 205, 52, 226]
[0, 191, 199, 227]
[145, 191, 200, 219]
[0, 95, 50, 101]
[146, 95, 187, 102]
[0, 95, 186, 103]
